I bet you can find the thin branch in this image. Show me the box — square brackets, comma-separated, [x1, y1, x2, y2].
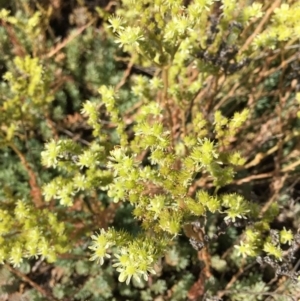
[8, 143, 43, 208]
[240, 0, 281, 53]
[44, 19, 96, 59]
[4, 263, 59, 301]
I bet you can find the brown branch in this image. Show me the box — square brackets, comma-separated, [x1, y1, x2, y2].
[240, 0, 281, 53]
[188, 247, 212, 300]
[232, 172, 274, 185]
[9, 143, 43, 208]
[217, 261, 255, 299]
[115, 58, 135, 91]
[1, 20, 27, 57]
[185, 224, 212, 300]
[260, 174, 287, 215]
[4, 263, 59, 301]
[44, 19, 95, 59]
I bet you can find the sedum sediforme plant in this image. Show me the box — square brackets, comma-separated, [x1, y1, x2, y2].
[0, 9, 71, 267]
[0, 2, 124, 275]
[40, 0, 300, 287]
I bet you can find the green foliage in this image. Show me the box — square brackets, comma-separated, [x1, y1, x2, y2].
[170, 273, 195, 301]
[0, 200, 68, 266]
[1, 0, 300, 300]
[85, 1, 300, 285]
[229, 273, 269, 301]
